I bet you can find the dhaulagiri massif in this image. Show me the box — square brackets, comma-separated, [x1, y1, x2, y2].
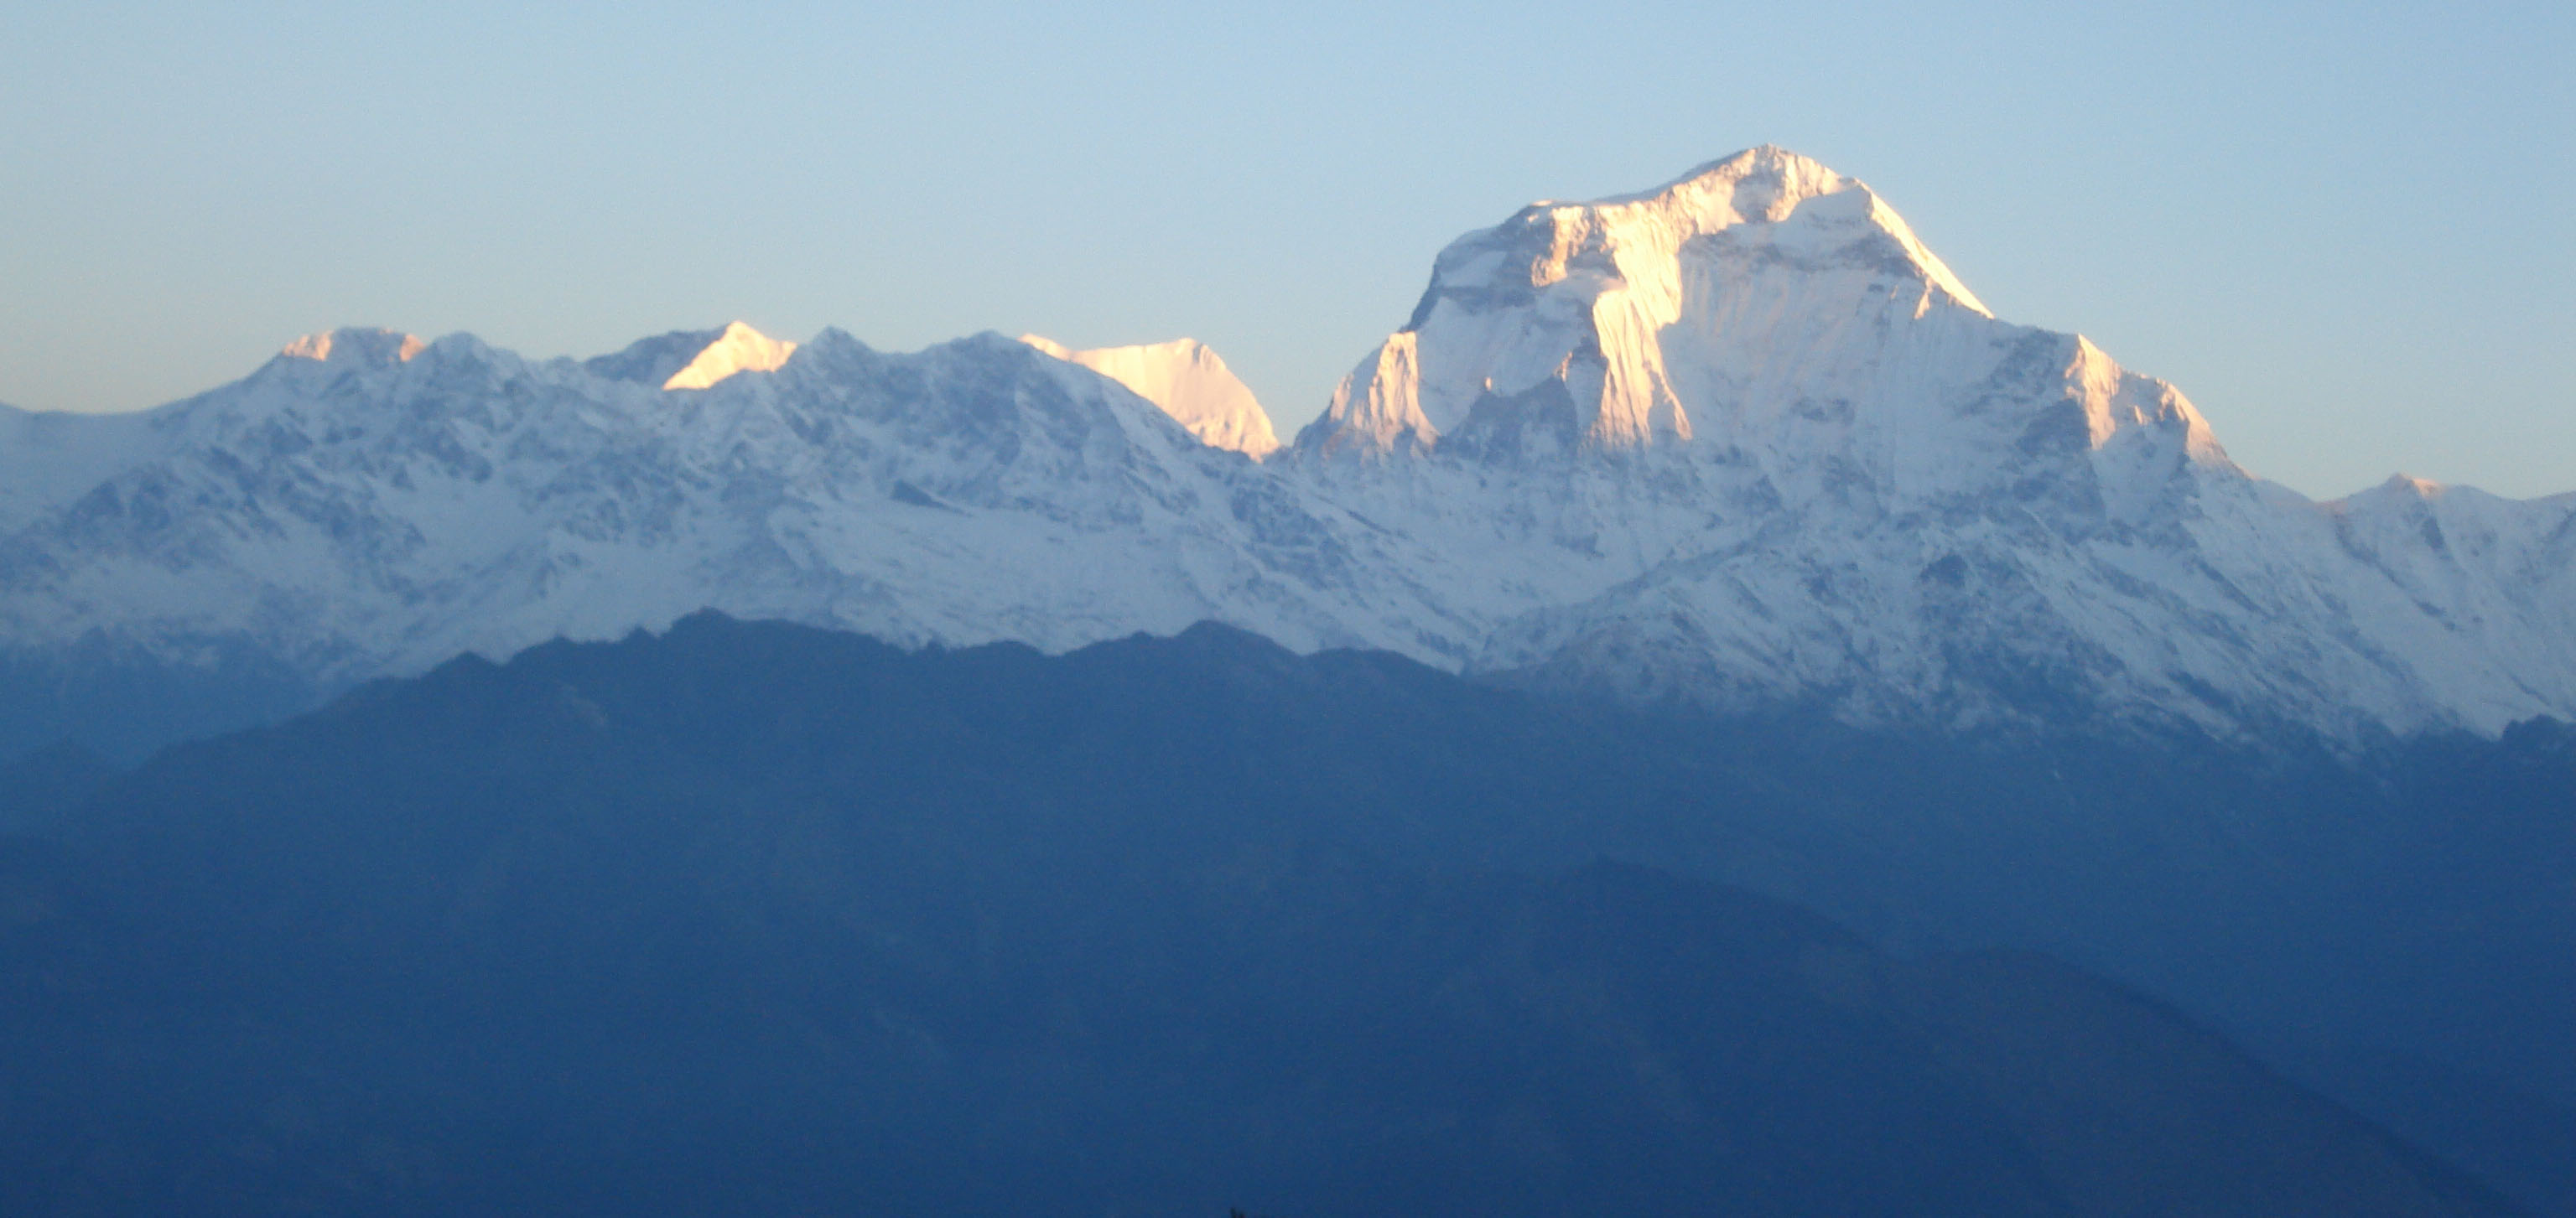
[3, 146, 2571, 761]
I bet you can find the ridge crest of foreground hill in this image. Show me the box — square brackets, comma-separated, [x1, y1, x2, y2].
[0, 147, 2573, 756]
[3, 610, 2552, 1215]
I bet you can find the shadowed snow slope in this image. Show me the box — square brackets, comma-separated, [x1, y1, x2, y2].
[2, 148, 2571, 753]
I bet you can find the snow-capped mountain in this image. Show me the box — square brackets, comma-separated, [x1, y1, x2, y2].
[1021, 334, 1280, 458]
[2, 147, 2570, 753]
[0, 323, 1446, 688]
[1294, 148, 2576, 738]
[584, 320, 797, 391]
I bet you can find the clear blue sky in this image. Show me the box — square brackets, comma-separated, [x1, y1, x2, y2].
[3, 0, 2568, 498]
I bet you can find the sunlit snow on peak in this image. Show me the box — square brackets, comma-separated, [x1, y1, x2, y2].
[1021, 334, 1280, 459]
[281, 329, 426, 365]
[1301, 146, 2010, 460]
[662, 321, 795, 391]
[1581, 145, 1989, 318]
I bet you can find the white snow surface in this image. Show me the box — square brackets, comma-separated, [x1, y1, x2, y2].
[3, 148, 2570, 743]
[1021, 335, 1281, 458]
[659, 321, 796, 390]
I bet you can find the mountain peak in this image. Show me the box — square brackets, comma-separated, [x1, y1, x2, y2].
[1582, 145, 1989, 317]
[661, 321, 795, 391]
[2390, 473, 2445, 495]
[1587, 144, 1854, 220]
[582, 322, 796, 391]
[1021, 334, 1280, 458]
[279, 328, 425, 366]
[2350, 473, 2451, 503]
[1299, 147, 1998, 460]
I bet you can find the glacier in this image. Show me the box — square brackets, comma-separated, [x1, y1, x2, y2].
[2, 146, 2569, 750]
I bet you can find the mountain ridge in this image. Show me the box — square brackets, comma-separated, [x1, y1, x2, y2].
[3, 609, 2554, 1214]
[1, 147, 2569, 756]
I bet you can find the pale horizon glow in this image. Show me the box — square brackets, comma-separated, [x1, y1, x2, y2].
[1, 2, 2568, 500]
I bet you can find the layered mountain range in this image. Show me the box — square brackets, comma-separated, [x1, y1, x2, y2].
[3, 147, 2570, 758]
[5, 614, 2547, 1215]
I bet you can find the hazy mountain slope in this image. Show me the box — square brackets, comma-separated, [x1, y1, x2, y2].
[0, 739, 116, 833]
[3, 614, 2525, 1216]
[0, 400, 181, 532]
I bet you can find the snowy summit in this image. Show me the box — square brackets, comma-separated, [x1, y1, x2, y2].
[1022, 335, 1280, 459]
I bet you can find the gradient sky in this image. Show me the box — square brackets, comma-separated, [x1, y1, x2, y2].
[2, 0, 2568, 498]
